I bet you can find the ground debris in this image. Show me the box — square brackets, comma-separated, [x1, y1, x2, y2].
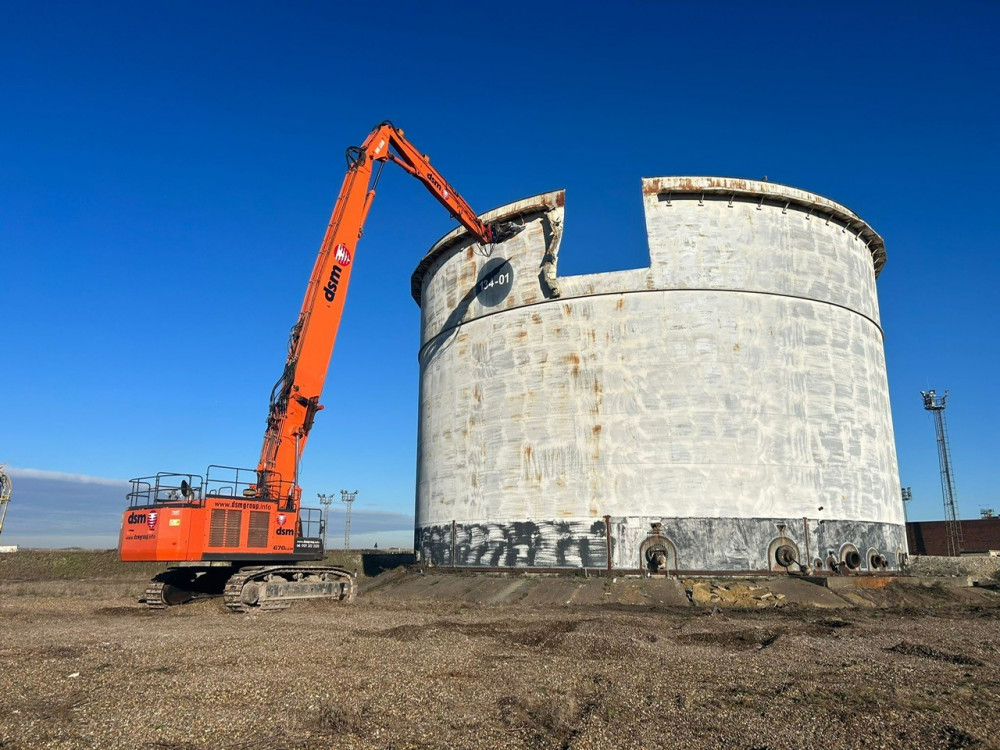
[683, 578, 790, 608]
[2, 567, 1000, 749]
[886, 640, 984, 666]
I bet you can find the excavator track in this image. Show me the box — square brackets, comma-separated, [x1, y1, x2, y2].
[143, 581, 170, 610]
[142, 569, 205, 609]
[222, 565, 355, 613]
[141, 566, 236, 609]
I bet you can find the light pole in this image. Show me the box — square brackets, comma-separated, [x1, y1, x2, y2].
[317, 493, 333, 552]
[341, 490, 358, 550]
[0, 465, 12, 537]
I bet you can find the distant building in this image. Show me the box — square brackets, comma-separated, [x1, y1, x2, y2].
[906, 518, 1000, 556]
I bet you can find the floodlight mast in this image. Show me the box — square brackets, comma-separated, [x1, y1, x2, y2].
[341, 490, 358, 550]
[316, 493, 333, 551]
[901, 486, 913, 523]
[0, 465, 11, 536]
[921, 390, 962, 555]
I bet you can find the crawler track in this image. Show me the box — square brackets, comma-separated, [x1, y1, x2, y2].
[143, 569, 207, 609]
[143, 580, 170, 609]
[142, 564, 355, 612]
[222, 565, 355, 613]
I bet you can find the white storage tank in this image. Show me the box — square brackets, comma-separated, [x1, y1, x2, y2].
[411, 177, 905, 573]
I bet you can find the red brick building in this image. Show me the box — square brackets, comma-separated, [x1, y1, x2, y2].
[906, 518, 1000, 556]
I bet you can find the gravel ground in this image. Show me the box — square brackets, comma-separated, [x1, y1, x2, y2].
[2, 575, 1000, 749]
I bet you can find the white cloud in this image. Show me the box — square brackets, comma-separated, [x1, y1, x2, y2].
[5, 467, 128, 486]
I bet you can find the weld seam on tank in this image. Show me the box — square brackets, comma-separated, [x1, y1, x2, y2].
[418, 286, 886, 361]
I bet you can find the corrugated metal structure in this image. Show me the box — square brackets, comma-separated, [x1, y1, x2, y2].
[411, 177, 906, 573]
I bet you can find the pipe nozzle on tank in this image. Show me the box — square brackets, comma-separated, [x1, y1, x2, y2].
[644, 545, 669, 573]
[774, 545, 798, 569]
[843, 550, 862, 570]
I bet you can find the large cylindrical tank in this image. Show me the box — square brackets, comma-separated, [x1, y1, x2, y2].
[411, 177, 905, 573]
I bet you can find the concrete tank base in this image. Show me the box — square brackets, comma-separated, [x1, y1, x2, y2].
[417, 517, 907, 574]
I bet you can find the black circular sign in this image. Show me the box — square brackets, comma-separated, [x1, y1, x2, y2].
[475, 257, 514, 307]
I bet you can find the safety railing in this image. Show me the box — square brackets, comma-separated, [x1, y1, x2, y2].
[126, 472, 204, 507]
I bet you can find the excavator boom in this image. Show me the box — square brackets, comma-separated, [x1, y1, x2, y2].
[256, 121, 513, 506]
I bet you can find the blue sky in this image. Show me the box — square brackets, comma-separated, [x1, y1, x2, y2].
[1, 1, 998, 547]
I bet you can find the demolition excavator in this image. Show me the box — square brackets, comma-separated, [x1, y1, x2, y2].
[119, 122, 520, 611]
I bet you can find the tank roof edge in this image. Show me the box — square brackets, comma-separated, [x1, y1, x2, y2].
[410, 190, 565, 305]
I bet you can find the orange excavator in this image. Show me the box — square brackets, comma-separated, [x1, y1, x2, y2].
[119, 122, 520, 611]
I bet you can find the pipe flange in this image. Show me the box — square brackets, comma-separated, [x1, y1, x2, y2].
[774, 545, 797, 568]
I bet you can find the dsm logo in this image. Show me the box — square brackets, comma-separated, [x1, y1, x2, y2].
[334, 243, 352, 266]
[127, 511, 158, 530]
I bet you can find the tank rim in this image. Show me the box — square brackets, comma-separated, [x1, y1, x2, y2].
[409, 176, 887, 307]
[642, 176, 885, 277]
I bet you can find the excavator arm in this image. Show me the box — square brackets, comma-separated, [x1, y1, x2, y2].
[256, 121, 516, 504]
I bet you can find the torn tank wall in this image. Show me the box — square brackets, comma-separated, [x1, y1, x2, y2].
[411, 178, 905, 573]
